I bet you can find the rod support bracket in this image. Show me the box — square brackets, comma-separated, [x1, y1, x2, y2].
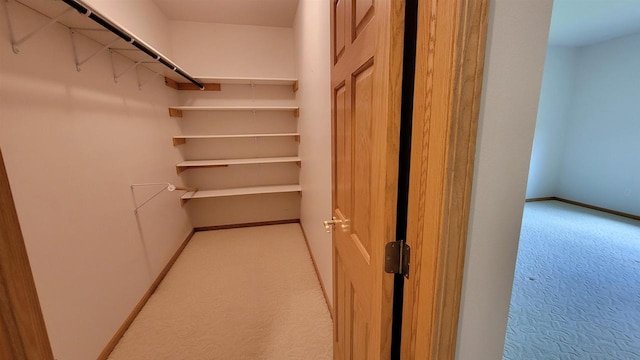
[2, 0, 203, 89]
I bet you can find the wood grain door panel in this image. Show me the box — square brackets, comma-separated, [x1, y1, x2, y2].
[350, 60, 374, 260]
[334, 0, 346, 64]
[331, 0, 404, 359]
[352, 0, 374, 40]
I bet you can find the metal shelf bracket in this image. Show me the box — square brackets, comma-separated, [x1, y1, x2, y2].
[2, 0, 74, 53]
[69, 28, 120, 72]
[109, 48, 143, 83]
[135, 64, 163, 90]
[2, 0, 203, 89]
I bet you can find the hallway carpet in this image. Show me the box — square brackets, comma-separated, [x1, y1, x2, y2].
[503, 201, 640, 359]
[108, 224, 333, 360]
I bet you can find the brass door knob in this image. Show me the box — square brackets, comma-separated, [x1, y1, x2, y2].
[324, 217, 350, 232]
[323, 217, 343, 232]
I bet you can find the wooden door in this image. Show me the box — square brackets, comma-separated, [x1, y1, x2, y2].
[330, 0, 404, 359]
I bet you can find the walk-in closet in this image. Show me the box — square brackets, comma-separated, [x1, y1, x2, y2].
[1, 0, 332, 358]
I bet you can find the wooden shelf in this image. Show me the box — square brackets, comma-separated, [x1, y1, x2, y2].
[166, 77, 299, 92]
[195, 77, 297, 85]
[176, 156, 301, 174]
[180, 184, 302, 204]
[168, 106, 299, 118]
[169, 105, 299, 111]
[195, 77, 299, 91]
[173, 133, 300, 146]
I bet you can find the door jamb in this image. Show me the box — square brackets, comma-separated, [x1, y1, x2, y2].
[0, 147, 55, 360]
[401, 0, 489, 358]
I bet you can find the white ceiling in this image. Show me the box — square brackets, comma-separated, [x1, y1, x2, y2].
[152, 0, 299, 28]
[548, 0, 640, 47]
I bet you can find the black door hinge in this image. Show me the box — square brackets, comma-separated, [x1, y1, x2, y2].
[385, 240, 410, 278]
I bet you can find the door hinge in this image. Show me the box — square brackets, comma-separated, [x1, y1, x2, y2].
[385, 240, 410, 278]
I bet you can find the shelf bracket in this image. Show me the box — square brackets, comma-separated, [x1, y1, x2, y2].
[70, 29, 120, 72]
[2, 0, 74, 54]
[136, 64, 163, 90]
[172, 138, 186, 146]
[168, 108, 183, 118]
[109, 49, 142, 83]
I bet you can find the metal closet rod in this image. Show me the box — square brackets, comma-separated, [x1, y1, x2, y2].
[60, 0, 204, 90]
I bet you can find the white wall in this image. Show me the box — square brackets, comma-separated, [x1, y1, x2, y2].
[0, 3, 191, 360]
[293, 0, 333, 304]
[169, 21, 295, 78]
[457, 1, 553, 359]
[526, 46, 576, 198]
[84, 0, 174, 57]
[526, 34, 640, 216]
[556, 32, 640, 215]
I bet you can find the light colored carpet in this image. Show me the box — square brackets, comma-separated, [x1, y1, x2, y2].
[503, 201, 640, 359]
[108, 224, 333, 360]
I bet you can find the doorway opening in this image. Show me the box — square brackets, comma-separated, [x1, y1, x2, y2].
[503, 1, 640, 358]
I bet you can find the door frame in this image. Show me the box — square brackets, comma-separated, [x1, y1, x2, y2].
[401, 0, 489, 359]
[0, 147, 55, 360]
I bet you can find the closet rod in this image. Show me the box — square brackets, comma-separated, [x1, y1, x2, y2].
[60, 0, 204, 90]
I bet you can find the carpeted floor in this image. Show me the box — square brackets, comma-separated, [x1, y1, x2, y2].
[503, 200, 640, 360]
[108, 224, 333, 360]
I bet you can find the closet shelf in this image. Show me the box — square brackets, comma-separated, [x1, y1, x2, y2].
[172, 133, 300, 146]
[194, 77, 299, 92]
[168, 106, 300, 118]
[176, 156, 301, 174]
[195, 76, 297, 85]
[180, 184, 302, 204]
